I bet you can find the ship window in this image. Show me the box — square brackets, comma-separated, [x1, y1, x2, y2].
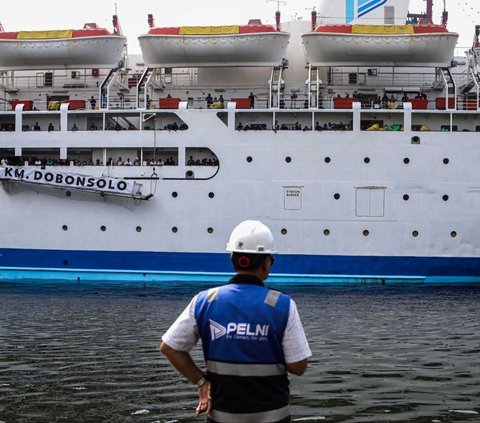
[185, 147, 219, 167]
[208, 192, 215, 198]
[323, 229, 330, 236]
[443, 158, 450, 164]
[285, 156, 292, 163]
[403, 157, 410, 164]
[363, 230, 370, 237]
[348, 73, 357, 84]
[136, 226, 142, 233]
[207, 227, 214, 234]
[281, 228, 288, 235]
[172, 192, 178, 198]
[364, 157, 370, 164]
[284, 186, 303, 210]
[442, 195, 449, 201]
[62, 225, 68, 231]
[324, 157, 331, 163]
[246, 156, 253, 163]
[403, 194, 410, 201]
[334, 193, 340, 200]
[412, 230, 419, 237]
[356, 187, 385, 217]
[172, 227, 178, 233]
[450, 231, 457, 238]
[100, 226, 106, 232]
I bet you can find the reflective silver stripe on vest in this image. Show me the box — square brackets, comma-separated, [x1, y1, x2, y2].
[264, 289, 281, 308]
[207, 360, 286, 376]
[207, 287, 219, 302]
[210, 405, 290, 423]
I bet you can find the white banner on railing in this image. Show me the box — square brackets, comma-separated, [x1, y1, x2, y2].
[0, 166, 136, 195]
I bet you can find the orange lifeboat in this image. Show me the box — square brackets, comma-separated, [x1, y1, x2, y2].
[138, 16, 290, 67]
[0, 18, 126, 70]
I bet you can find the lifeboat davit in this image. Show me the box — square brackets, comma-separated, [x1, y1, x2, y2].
[302, 24, 458, 67]
[0, 19, 126, 70]
[138, 18, 290, 67]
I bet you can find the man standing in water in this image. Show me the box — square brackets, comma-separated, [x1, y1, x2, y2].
[160, 220, 311, 422]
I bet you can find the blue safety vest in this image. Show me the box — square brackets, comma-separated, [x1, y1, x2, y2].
[195, 275, 291, 423]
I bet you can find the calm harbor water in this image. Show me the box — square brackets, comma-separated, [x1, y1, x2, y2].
[0, 280, 479, 423]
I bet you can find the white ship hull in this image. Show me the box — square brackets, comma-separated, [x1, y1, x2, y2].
[138, 32, 290, 67]
[302, 32, 459, 67]
[0, 7, 478, 284]
[1, 105, 480, 283]
[0, 36, 127, 70]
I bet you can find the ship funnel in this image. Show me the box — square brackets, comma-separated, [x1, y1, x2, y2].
[112, 15, 123, 35]
[148, 14, 155, 29]
[317, 0, 410, 25]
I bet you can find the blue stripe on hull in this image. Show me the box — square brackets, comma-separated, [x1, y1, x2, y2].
[0, 248, 480, 284]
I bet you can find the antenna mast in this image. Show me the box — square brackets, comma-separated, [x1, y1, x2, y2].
[267, 0, 287, 31]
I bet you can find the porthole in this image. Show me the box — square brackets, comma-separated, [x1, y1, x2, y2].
[450, 231, 457, 238]
[100, 225, 106, 232]
[442, 195, 449, 201]
[63, 260, 69, 266]
[285, 156, 292, 163]
[136, 226, 142, 233]
[364, 157, 370, 164]
[172, 192, 178, 198]
[172, 226, 178, 233]
[324, 157, 331, 164]
[208, 192, 215, 199]
[412, 230, 419, 237]
[186, 170, 194, 179]
[403, 194, 410, 201]
[246, 156, 253, 163]
[62, 225, 68, 231]
[403, 157, 410, 164]
[65, 191, 72, 197]
[411, 136, 420, 144]
[323, 229, 330, 236]
[281, 228, 288, 235]
[443, 158, 449, 165]
[363, 230, 370, 236]
[207, 227, 214, 234]
[334, 193, 340, 200]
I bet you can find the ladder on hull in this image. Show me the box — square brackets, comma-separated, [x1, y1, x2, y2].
[136, 67, 164, 109]
[307, 65, 323, 108]
[436, 67, 456, 110]
[268, 66, 284, 108]
[99, 69, 130, 109]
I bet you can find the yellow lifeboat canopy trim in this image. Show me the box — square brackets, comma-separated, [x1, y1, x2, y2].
[352, 24, 414, 34]
[179, 25, 240, 35]
[17, 29, 74, 39]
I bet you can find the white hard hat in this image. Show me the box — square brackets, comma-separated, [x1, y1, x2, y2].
[226, 220, 276, 254]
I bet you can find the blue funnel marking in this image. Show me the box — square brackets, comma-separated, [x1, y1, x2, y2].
[358, 0, 388, 18]
[346, 0, 355, 23]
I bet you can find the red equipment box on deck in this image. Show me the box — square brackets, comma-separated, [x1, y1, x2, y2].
[11, 100, 33, 111]
[405, 98, 429, 109]
[159, 98, 180, 109]
[435, 97, 455, 110]
[230, 98, 250, 109]
[333, 97, 354, 109]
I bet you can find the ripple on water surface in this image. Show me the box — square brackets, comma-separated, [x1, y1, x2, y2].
[0, 281, 479, 422]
